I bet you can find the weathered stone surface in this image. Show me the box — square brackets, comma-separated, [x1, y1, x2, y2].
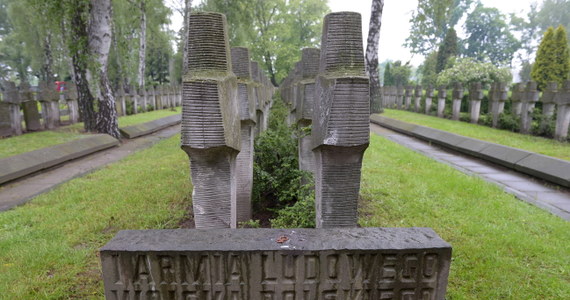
[0, 134, 119, 184]
[370, 114, 418, 133]
[414, 85, 422, 113]
[437, 86, 447, 118]
[101, 227, 452, 300]
[38, 81, 61, 129]
[554, 80, 570, 141]
[510, 83, 524, 116]
[424, 85, 434, 114]
[451, 83, 463, 121]
[520, 81, 539, 134]
[64, 83, 80, 123]
[468, 82, 483, 124]
[478, 144, 533, 168]
[514, 154, 570, 188]
[20, 83, 43, 131]
[489, 82, 508, 128]
[0, 102, 12, 137]
[312, 12, 369, 228]
[404, 85, 413, 109]
[0, 81, 22, 136]
[181, 12, 240, 229]
[119, 114, 181, 139]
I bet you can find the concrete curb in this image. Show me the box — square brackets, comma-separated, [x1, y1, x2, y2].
[0, 134, 119, 185]
[370, 114, 570, 188]
[119, 114, 181, 139]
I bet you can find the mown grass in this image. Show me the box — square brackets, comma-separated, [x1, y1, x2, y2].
[382, 109, 570, 161]
[0, 135, 190, 299]
[360, 133, 570, 299]
[0, 108, 181, 159]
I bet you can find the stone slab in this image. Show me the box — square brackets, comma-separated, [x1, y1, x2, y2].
[478, 144, 533, 169]
[101, 227, 452, 299]
[370, 114, 418, 133]
[514, 154, 570, 188]
[0, 134, 119, 185]
[119, 114, 181, 139]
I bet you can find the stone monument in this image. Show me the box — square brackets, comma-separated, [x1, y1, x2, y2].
[38, 81, 61, 129]
[20, 82, 43, 131]
[312, 12, 370, 228]
[181, 12, 240, 229]
[231, 46, 256, 224]
[414, 85, 422, 113]
[437, 85, 447, 118]
[0, 81, 22, 137]
[424, 85, 434, 114]
[554, 80, 570, 141]
[520, 81, 539, 134]
[489, 82, 508, 128]
[468, 82, 483, 124]
[510, 83, 524, 116]
[64, 83, 80, 123]
[404, 85, 413, 110]
[451, 83, 463, 121]
[540, 82, 558, 130]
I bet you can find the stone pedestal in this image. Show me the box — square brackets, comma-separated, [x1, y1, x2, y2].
[0, 81, 23, 137]
[510, 83, 524, 116]
[414, 85, 422, 113]
[38, 81, 61, 129]
[554, 80, 570, 141]
[181, 12, 240, 229]
[313, 12, 369, 228]
[404, 85, 413, 110]
[424, 85, 434, 114]
[437, 86, 447, 118]
[101, 227, 452, 300]
[489, 82, 508, 128]
[231, 47, 257, 224]
[18, 83, 42, 131]
[64, 83, 80, 123]
[396, 86, 404, 109]
[469, 82, 483, 124]
[540, 82, 558, 130]
[520, 81, 539, 134]
[451, 83, 463, 121]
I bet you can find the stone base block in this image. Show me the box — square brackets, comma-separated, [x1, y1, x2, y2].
[101, 227, 452, 300]
[119, 114, 181, 139]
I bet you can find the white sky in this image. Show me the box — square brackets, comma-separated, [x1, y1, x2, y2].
[170, 0, 539, 67]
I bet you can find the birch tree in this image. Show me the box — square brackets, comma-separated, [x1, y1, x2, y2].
[366, 0, 384, 114]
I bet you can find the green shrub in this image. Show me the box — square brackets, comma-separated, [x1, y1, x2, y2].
[497, 113, 520, 132]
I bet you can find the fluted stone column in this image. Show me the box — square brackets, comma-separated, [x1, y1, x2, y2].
[520, 81, 539, 134]
[489, 82, 508, 128]
[38, 81, 60, 129]
[404, 85, 413, 110]
[555, 80, 570, 141]
[511, 83, 524, 116]
[297, 48, 320, 179]
[414, 85, 422, 113]
[0, 81, 23, 137]
[250, 61, 265, 136]
[231, 47, 256, 224]
[437, 85, 447, 118]
[19, 83, 42, 131]
[181, 12, 240, 229]
[313, 12, 369, 228]
[540, 82, 558, 130]
[469, 82, 483, 124]
[424, 85, 434, 114]
[451, 83, 463, 121]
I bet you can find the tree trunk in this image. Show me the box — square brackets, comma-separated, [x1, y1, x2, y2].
[42, 34, 54, 82]
[182, 0, 192, 75]
[70, 2, 96, 131]
[89, 0, 120, 139]
[138, 0, 146, 89]
[366, 0, 384, 114]
[264, 51, 277, 86]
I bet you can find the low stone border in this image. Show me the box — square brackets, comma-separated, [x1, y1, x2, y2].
[101, 227, 452, 299]
[119, 114, 181, 139]
[0, 134, 119, 185]
[371, 115, 570, 188]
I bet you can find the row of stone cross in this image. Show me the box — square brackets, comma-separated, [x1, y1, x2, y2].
[0, 81, 182, 138]
[382, 81, 570, 140]
[277, 12, 371, 228]
[180, 12, 275, 229]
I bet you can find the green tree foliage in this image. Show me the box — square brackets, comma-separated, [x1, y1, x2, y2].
[536, 0, 570, 42]
[419, 51, 439, 86]
[405, 0, 473, 56]
[531, 26, 570, 90]
[436, 57, 511, 87]
[436, 28, 457, 73]
[383, 62, 392, 85]
[463, 4, 520, 66]
[198, 0, 329, 85]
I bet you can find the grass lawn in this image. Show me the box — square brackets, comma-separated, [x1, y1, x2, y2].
[0, 134, 190, 298]
[382, 109, 570, 161]
[0, 108, 181, 159]
[360, 134, 570, 299]
[0, 131, 568, 298]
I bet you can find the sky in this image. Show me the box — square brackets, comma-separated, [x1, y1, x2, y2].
[171, 0, 539, 67]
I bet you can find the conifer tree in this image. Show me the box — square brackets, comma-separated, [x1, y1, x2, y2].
[436, 28, 458, 73]
[531, 26, 570, 90]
